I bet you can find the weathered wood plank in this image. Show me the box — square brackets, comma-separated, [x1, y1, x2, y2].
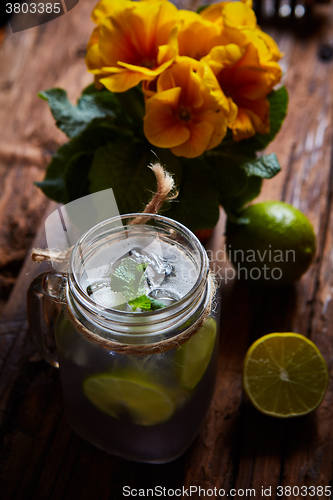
[0, 1, 93, 312]
[183, 6, 333, 495]
[1, 1, 333, 498]
[0, 213, 221, 499]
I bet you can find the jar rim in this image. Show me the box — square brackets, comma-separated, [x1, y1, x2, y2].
[67, 213, 209, 335]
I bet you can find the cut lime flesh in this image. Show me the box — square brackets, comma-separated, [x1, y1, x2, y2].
[243, 333, 328, 418]
[176, 317, 217, 390]
[83, 373, 175, 426]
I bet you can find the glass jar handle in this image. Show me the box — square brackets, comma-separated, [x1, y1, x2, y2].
[27, 272, 67, 368]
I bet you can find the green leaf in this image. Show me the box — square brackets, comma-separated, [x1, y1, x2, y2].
[207, 154, 249, 200]
[39, 88, 123, 139]
[39, 84, 145, 141]
[36, 120, 120, 203]
[223, 176, 262, 214]
[89, 143, 219, 231]
[206, 152, 280, 215]
[128, 295, 165, 311]
[205, 86, 285, 214]
[149, 297, 167, 310]
[165, 157, 220, 231]
[114, 86, 145, 124]
[89, 141, 160, 214]
[197, 4, 209, 13]
[242, 153, 281, 179]
[110, 257, 147, 299]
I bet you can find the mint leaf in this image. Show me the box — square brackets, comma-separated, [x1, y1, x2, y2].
[128, 295, 166, 311]
[136, 263, 148, 272]
[128, 295, 151, 311]
[110, 257, 147, 299]
[242, 153, 281, 179]
[149, 297, 167, 310]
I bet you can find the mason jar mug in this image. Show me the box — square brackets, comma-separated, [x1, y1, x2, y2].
[28, 213, 219, 463]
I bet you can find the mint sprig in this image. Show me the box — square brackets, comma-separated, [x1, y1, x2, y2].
[109, 257, 148, 299]
[128, 295, 166, 311]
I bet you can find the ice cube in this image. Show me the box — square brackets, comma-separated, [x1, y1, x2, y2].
[87, 279, 111, 296]
[86, 247, 177, 308]
[110, 247, 174, 292]
[148, 288, 181, 306]
[87, 279, 127, 308]
[131, 247, 174, 288]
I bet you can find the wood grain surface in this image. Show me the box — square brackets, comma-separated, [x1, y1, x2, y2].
[1, 1, 333, 499]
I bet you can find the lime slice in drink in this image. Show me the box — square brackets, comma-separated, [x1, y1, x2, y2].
[83, 373, 175, 426]
[243, 333, 328, 417]
[176, 318, 217, 390]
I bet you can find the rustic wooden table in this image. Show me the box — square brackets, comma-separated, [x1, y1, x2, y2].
[1, 1, 333, 498]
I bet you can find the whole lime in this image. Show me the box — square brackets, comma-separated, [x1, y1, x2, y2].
[226, 201, 316, 284]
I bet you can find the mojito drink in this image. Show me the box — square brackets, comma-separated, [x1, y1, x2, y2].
[55, 216, 218, 463]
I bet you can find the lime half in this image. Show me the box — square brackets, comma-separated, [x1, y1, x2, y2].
[176, 317, 217, 390]
[243, 333, 328, 418]
[83, 373, 175, 426]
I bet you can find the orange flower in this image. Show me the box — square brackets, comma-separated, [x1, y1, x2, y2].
[200, 0, 282, 62]
[203, 43, 282, 140]
[86, 0, 179, 92]
[144, 57, 237, 158]
[177, 10, 222, 60]
[200, 0, 256, 48]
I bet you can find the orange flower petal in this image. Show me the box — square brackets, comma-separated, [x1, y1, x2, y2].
[100, 71, 144, 92]
[202, 44, 245, 74]
[144, 88, 191, 148]
[171, 121, 215, 158]
[201, 109, 229, 149]
[203, 37, 281, 139]
[144, 57, 232, 157]
[231, 97, 269, 140]
[86, 0, 178, 92]
[242, 97, 270, 132]
[158, 57, 205, 109]
[117, 53, 176, 78]
[230, 108, 256, 140]
[178, 10, 222, 60]
[222, 2, 257, 30]
[91, 0, 129, 24]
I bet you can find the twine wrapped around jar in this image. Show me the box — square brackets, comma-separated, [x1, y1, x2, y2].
[65, 272, 216, 355]
[31, 163, 216, 355]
